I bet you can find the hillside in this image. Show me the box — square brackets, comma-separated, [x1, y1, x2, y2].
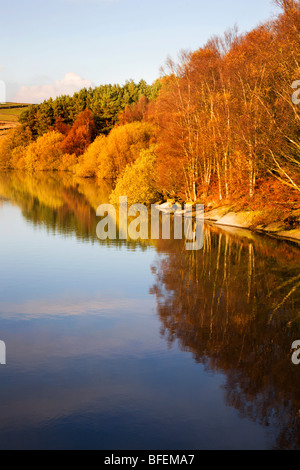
[0, 103, 31, 138]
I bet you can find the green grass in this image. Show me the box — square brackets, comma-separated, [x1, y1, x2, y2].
[0, 104, 30, 123]
[0, 109, 23, 122]
[0, 102, 31, 108]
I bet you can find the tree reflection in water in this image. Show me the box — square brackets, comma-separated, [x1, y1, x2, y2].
[150, 228, 300, 449]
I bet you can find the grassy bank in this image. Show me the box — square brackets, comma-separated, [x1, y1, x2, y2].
[0, 103, 31, 139]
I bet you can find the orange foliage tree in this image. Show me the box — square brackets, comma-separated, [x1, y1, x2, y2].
[154, 3, 300, 203]
[61, 109, 96, 157]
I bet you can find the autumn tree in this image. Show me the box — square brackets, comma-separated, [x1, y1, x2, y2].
[61, 109, 96, 157]
[118, 95, 150, 125]
[96, 121, 156, 181]
[75, 135, 106, 178]
[51, 116, 71, 136]
[0, 126, 33, 169]
[110, 145, 159, 205]
[24, 131, 64, 171]
[155, 48, 223, 201]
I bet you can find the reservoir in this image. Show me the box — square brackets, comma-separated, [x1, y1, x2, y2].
[0, 172, 299, 450]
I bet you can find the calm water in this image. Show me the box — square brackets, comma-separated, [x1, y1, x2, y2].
[0, 172, 299, 450]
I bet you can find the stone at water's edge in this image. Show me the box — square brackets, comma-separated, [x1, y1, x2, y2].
[156, 202, 172, 210]
[204, 206, 232, 221]
[263, 222, 286, 233]
[276, 229, 300, 241]
[216, 210, 300, 242]
[216, 211, 260, 229]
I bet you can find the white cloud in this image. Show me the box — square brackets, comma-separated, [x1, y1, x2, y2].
[14, 72, 93, 104]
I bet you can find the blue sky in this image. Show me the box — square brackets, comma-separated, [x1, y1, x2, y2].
[0, 0, 281, 103]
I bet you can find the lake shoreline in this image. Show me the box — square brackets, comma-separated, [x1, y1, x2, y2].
[204, 206, 300, 243]
[156, 202, 300, 243]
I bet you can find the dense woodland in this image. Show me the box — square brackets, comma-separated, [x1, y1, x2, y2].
[0, 0, 300, 212]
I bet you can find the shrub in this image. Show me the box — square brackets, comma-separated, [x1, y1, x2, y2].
[110, 145, 159, 205]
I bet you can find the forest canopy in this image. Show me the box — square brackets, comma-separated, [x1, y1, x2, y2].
[0, 0, 300, 211]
